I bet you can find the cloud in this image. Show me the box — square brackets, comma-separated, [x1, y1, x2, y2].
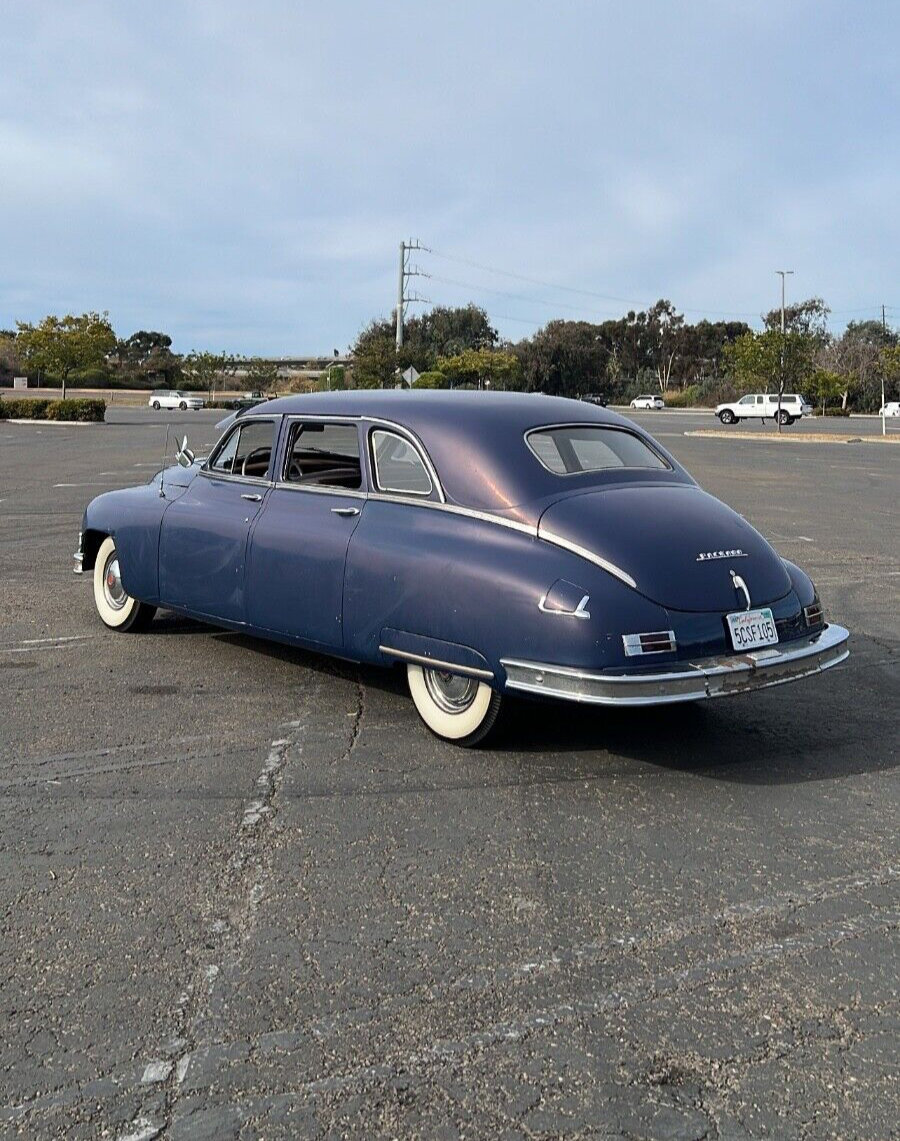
[1, 0, 897, 350]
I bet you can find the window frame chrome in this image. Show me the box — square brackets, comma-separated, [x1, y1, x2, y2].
[279, 415, 366, 493]
[368, 425, 437, 500]
[199, 414, 282, 487]
[524, 422, 672, 477]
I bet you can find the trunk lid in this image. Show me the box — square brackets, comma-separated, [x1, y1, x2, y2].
[538, 485, 791, 613]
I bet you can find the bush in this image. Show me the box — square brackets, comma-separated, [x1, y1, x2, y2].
[412, 371, 446, 389]
[664, 384, 703, 408]
[821, 407, 851, 417]
[0, 396, 105, 422]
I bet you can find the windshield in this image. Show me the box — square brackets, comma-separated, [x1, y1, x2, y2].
[527, 426, 669, 475]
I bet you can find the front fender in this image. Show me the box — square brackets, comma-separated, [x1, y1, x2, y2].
[82, 484, 168, 604]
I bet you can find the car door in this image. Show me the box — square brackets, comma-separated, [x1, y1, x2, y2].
[159, 417, 278, 623]
[246, 418, 365, 649]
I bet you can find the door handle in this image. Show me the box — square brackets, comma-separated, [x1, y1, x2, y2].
[240, 493, 262, 502]
[331, 506, 360, 517]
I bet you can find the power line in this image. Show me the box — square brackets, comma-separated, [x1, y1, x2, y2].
[426, 273, 622, 319]
[426, 246, 761, 318]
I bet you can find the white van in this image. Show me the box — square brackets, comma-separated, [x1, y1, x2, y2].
[715, 393, 813, 426]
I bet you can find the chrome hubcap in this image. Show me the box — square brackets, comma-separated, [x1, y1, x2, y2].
[102, 552, 127, 611]
[423, 669, 478, 715]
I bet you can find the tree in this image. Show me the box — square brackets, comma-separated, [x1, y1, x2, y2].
[809, 368, 845, 416]
[435, 348, 522, 390]
[350, 324, 397, 389]
[15, 312, 116, 398]
[116, 330, 180, 387]
[723, 329, 816, 429]
[817, 320, 896, 411]
[881, 345, 900, 405]
[762, 296, 830, 339]
[515, 320, 609, 397]
[181, 350, 235, 398]
[243, 358, 280, 391]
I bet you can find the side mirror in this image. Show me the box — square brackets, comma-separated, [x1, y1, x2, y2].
[176, 436, 195, 467]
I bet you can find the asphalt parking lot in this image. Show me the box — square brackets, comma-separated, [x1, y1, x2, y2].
[1, 407, 898, 1140]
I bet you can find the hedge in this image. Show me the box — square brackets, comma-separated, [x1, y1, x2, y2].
[0, 397, 106, 422]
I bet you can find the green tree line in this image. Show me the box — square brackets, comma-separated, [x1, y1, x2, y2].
[3, 299, 897, 411]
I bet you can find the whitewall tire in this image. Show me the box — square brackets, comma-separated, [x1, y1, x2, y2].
[92, 536, 156, 632]
[406, 664, 502, 746]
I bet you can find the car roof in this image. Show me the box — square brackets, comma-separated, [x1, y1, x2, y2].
[242, 390, 690, 514]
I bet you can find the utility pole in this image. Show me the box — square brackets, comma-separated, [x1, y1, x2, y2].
[881, 304, 887, 436]
[396, 240, 427, 352]
[775, 270, 794, 432]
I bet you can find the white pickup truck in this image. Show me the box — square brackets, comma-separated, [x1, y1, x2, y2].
[715, 393, 813, 426]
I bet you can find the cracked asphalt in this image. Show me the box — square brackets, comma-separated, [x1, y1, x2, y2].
[0, 409, 897, 1140]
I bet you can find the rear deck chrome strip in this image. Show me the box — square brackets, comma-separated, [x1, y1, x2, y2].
[537, 528, 637, 589]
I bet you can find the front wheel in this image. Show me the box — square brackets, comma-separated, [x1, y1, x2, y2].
[718, 409, 736, 424]
[776, 410, 792, 425]
[179, 401, 187, 410]
[407, 664, 502, 746]
[152, 400, 161, 410]
[93, 536, 156, 631]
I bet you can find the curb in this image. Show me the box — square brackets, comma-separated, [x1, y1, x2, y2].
[684, 429, 900, 445]
[3, 419, 104, 427]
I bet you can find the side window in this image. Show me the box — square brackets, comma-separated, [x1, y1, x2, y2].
[756, 395, 765, 404]
[208, 420, 275, 478]
[370, 429, 433, 496]
[284, 421, 362, 489]
[208, 426, 240, 473]
[738, 395, 754, 405]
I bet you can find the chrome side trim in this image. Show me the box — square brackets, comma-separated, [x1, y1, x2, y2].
[538, 593, 591, 620]
[378, 645, 494, 680]
[273, 481, 368, 500]
[501, 623, 850, 708]
[366, 494, 538, 536]
[537, 527, 637, 589]
[197, 469, 274, 488]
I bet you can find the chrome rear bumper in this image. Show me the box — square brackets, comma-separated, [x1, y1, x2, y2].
[501, 623, 849, 707]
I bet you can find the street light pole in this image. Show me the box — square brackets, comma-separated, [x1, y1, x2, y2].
[775, 270, 794, 433]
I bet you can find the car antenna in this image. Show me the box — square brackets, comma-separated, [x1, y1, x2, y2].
[159, 424, 170, 498]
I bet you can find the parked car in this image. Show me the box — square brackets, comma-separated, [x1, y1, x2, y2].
[879, 401, 900, 417]
[715, 393, 813, 425]
[75, 392, 849, 746]
[581, 393, 609, 407]
[227, 391, 268, 411]
[630, 394, 665, 410]
[149, 390, 205, 411]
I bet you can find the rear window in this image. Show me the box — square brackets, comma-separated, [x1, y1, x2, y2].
[527, 426, 668, 475]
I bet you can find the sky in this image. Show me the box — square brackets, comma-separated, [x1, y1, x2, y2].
[2, 0, 898, 354]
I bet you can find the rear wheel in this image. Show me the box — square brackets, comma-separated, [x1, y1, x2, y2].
[179, 400, 187, 410]
[152, 400, 161, 410]
[407, 664, 501, 746]
[718, 409, 736, 424]
[93, 536, 156, 632]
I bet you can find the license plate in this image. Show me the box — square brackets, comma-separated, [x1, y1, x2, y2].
[727, 607, 778, 652]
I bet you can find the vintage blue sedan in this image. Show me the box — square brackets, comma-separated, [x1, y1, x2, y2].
[75, 392, 849, 745]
